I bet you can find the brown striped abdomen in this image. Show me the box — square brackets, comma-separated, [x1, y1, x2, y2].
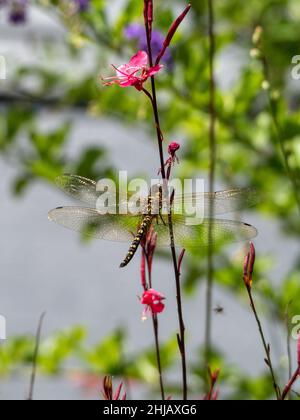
[120, 215, 153, 268]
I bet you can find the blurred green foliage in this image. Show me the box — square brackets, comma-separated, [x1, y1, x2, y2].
[1, 0, 300, 400]
[0, 325, 281, 399]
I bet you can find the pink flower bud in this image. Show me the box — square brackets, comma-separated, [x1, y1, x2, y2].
[144, 0, 153, 26]
[168, 141, 180, 157]
[101, 376, 127, 400]
[243, 242, 256, 289]
[164, 142, 181, 179]
[102, 376, 113, 400]
[156, 4, 191, 65]
[141, 226, 158, 280]
[113, 382, 124, 400]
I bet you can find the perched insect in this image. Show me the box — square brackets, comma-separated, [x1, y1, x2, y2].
[48, 175, 258, 268]
[214, 305, 225, 315]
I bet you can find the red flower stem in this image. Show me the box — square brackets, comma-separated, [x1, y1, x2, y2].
[144, 13, 188, 401]
[281, 368, 300, 400]
[246, 287, 281, 400]
[142, 87, 154, 103]
[143, 252, 165, 400]
[206, 380, 215, 401]
[147, 252, 152, 289]
[141, 250, 147, 291]
[178, 249, 186, 275]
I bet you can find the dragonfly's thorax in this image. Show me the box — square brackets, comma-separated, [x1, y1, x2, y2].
[146, 190, 163, 216]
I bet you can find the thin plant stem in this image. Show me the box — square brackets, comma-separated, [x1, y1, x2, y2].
[144, 250, 165, 400]
[168, 221, 187, 400]
[205, 0, 217, 367]
[27, 312, 46, 401]
[246, 288, 281, 400]
[286, 306, 292, 380]
[269, 97, 300, 211]
[152, 314, 165, 400]
[269, 97, 300, 212]
[281, 368, 300, 401]
[261, 58, 300, 212]
[284, 305, 292, 400]
[144, 19, 188, 401]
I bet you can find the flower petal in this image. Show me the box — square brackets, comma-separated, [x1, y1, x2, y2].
[152, 301, 165, 314]
[117, 63, 139, 78]
[147, 64, 163, 77]
[119, 79, 138, 87]
[129, 51, 149, 68]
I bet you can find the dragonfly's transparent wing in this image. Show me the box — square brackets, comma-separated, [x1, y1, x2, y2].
[49, 207, 257, 247]
[171, 188, 258, 216]
[153, 215, 258, 248]
[48, 207, 142, 242]
[56, 174, 148, 213]
[56, 175, 99, 207]
[56, 175, 258, 218]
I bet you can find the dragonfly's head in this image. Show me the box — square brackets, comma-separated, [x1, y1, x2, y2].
[149, 183, 162, 197]
[150, 183, 174, 201]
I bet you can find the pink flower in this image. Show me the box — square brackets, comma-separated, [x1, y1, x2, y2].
[102, 51, 163, 91]
[141, 288, 165, 320]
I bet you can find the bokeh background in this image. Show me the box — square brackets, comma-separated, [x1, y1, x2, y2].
[0, 0, 300, 400]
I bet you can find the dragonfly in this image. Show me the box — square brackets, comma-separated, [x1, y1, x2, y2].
[48, 175, 258, 268]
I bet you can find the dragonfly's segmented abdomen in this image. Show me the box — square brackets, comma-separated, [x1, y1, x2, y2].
[120, 215, 153, 268]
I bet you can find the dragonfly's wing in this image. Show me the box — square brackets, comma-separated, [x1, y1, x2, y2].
[48, 207, 142, 242]
[153, 215, 258, 248]
[56, 176, 258, 217]
[56, 175, 99, 207]
[171, 188, 258, 216]
[56, 174, 148, 213]
[49, 207, 257, 246]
